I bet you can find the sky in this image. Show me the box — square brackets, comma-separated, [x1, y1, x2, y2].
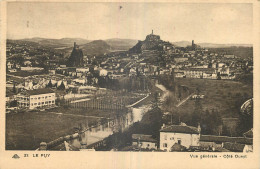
[7, 2, 253, 44]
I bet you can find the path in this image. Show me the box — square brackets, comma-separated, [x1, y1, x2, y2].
[126, 93, 150, 108]
[176, 93, 194, 107]
[46, 111, 108, 119]
[155, 83, 170, 102]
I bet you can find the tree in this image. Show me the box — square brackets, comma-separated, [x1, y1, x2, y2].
[201, 109, 211, 134]
[12, 83, 16, 93]
[237, 100, 253, 135]
[46, 80, 52, 88]
[57, 81, 65, 90]
[190, 99, 203, 127]
[10, 100, 17, 107]
[13, 55, 24, 66]
[210, 109, 222, 135]
[154, 92, 160, 106]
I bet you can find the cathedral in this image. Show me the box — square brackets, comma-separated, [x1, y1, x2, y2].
[67, 42, 84, 67]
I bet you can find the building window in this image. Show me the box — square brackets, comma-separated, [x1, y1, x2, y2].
[38, 102, 41, 105]
[164, 135, 167, 140]
[177, 139, 182, 145]
[163, 143, 167, 148]
[52, 101, 54, 103]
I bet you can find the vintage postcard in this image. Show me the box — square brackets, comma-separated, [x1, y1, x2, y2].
[0, 0, 259, 169]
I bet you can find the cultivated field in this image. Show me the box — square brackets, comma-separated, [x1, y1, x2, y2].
[6, 112, 98, 150]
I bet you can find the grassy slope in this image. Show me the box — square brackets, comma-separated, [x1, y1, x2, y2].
[6, 112, 98, 150]
[174, 78, 253, 119]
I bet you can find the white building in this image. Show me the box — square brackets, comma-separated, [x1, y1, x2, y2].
[160, 123, 200, 151]
[174, 57, 188, 63]
[183, 68, 216, 79]
[73, 78, 86, 85]
[76, 68, 89, 73]
[21, 67, 44, 71]
[16, 88, 55, 109]
[99, 69, 108, 76]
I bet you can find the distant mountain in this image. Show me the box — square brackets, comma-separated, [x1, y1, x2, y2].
[21, 37, 48, 43]
[105, 38, 138, 50]
[172, 41, 252, 48]
[80, 40, 112, 56]
[19, 38, 91, 47]
[172, 41, 191, 47]
[198, 43, 252, 48]
[12, 37, 136, 51]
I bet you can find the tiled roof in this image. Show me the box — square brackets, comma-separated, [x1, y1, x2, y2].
[223, 142, 245, 152]
[160, 125, 199, 134]
[26, 88, 55, 95]
[183, 68, 216, 72]
[132, 134, 157, 143]
[200, 135, 253, 145]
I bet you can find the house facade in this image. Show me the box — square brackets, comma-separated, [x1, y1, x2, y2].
[183, 68, 216, 79]
[160, 123, 200, 151]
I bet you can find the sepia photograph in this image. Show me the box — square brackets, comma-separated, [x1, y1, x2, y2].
[4, 2, 254, 154]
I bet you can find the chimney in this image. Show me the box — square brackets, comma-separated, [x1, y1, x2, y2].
[198, 123, 201, 134]
[161, 123, 166, 129]
[74, 42, 76, 48]
[152, 30, 153, 35]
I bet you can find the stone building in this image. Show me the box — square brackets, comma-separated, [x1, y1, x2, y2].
[68, 42, 84, 67]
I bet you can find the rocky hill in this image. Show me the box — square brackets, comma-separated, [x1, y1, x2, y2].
[129, 32, 173, 53]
